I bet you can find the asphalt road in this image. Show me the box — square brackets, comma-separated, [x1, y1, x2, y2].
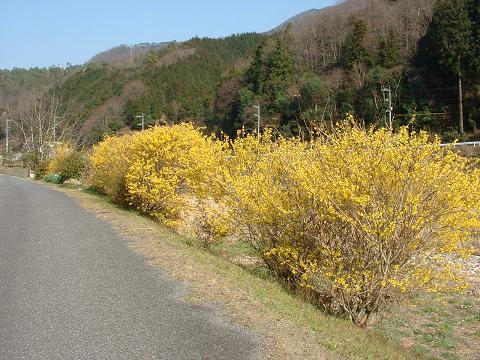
[0, 175, 260, 360]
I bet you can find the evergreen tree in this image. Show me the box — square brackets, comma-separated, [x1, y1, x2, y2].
[377, 30, 401, 68]
[247, 43, 265, 94]
[299, 75, 329, 111]
[231, 88, 257, 132]
[264, 39, 294, 100]
[423, 0, 472, 133]
[341, 20, 369, 70]
[466, 0, 480, 81]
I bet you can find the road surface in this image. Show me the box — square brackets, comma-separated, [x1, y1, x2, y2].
[0, 175, 260, 360]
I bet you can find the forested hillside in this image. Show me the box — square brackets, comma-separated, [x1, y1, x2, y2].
[1, 0, 479, 150]
[0, 66, 74, 107]
[87, 42, 171, 65]
[54, 33, 263, 143]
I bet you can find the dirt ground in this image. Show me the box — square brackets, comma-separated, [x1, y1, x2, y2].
[0, 166, 28, 177]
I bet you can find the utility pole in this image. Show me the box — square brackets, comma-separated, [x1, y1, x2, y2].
[294, 94, 302, 114]
[253, 104, 261, 137]
[381, 86, 393, 131]
[53, 115, 59, 141]
[5, 118, 11, 154]
[135, 113, 145, 131]
[458, 66, 464, 134]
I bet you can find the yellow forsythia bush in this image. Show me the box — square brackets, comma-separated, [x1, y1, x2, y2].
[90, 134, 137, 204]
[47, 143, 86, 182]
[47, 143, 71, 175]
[89, 122, 480, 326]
[220, 124, 480, 326]
[125, 123, 223, 226]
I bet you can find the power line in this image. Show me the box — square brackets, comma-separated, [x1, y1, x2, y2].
[395, 112, 447, 117]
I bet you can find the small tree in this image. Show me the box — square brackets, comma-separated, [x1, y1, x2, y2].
[299, 75, 330, 111]
[6, 91, 80, 158]
[263, 39, 294, 100]
[341, 19, 369, 70]
[247, 43, 266, 95]
[377, 30, 402, 68]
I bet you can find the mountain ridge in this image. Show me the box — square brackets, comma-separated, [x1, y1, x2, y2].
[86, 7, 326, 66]
[268, 8, 323, 34]
[87, 42, 172, 65]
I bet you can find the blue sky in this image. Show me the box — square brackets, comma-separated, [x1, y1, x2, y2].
[0, 0, 335, 69]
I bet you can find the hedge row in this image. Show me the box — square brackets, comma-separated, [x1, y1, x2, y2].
[82, 122, 480, 326]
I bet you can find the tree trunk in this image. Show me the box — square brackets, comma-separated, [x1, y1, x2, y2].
[459, 73, 464, 134]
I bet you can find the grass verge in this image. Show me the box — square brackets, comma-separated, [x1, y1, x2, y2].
[375, 292, 480, 360]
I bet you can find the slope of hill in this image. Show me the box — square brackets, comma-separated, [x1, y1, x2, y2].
[87, 42, 171, 65]
[51, 33, 263, 143]
[0, 66, 75, 111]
[268, 8, 323, 34]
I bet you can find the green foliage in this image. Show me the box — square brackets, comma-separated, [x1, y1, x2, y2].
[56, 151, 86, 181]
[142, 34, 262, 122]
[420, 0, 472, 77]
[377, 30, 402, 69]
[299, 74, 329, 111]
[247, 43, 266, 94]
[416, 0, 479, 132]
[34, 160, 50, 179]
[55, 65, 128, 119]
[43, 173, 63, 184]
[341, 20, 369, 70]
[231, 88, 257, 132]
[22, 151, 41, 169]
[21, 151, 49, 179]
[144, 50, 159, 65]
[263, 39, 294, 100]
[466, 0, 480, 80]
[123, 96, 159, 129]
[48, 146, 87, 183]
[223, 37, 295, 136]
[442, 2, 469, 72]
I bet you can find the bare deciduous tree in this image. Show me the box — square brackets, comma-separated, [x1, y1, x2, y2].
[6, 91, 80, 159]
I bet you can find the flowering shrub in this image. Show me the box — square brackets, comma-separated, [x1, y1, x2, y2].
[185, 197, 230, 250]
[221, 124, 480, 326]
[89, 135, 136, 204]
[47, 144, 86, 182]
[124, 123, 224, 226]
[47, 143, 71, 175]
[89, 122, 480, 326]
